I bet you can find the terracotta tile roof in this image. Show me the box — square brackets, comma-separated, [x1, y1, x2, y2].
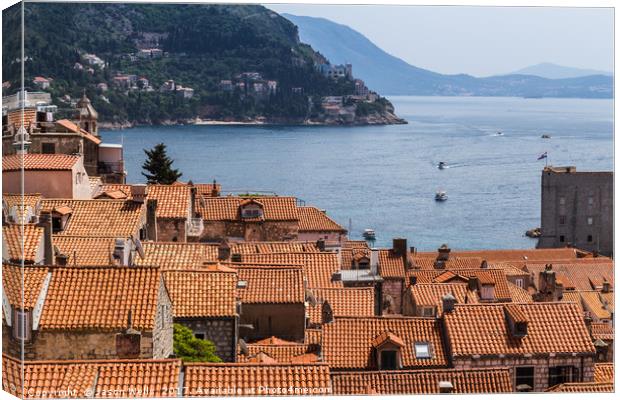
[2, 355, 181, 399]
[2, 263, 48, 310]
[297, 207, 346, 232]
[240, 252, 342, 289]
[489, 262, 530, 277]
[7, 108, 36, 129]
[590, 323, 614, 341]
[322, 316, 448, 370]
[307, 287, 375, 324]
[507, 282, 533, 303]
[342, 240, 370, 249]
[238, 338, 314, 363]
[40, 199, 144, 238]
[136, 242, 219, 270]
[194, 183, 221, 197]
[594, 363, 614, 382]
[2, 224, 44, 263]
[183, 363, 331, 396]
[409, 268, 512, 301]
[408, 283, 476, 313]
[230, 241, 320, 255]
[444, 303, 596, 358]
[525, 262, 614, 291]
[147, 184, 191, 219]
[197, 196, 298, 221]
[305, 329, 322, 346]
[163, 269, 237, 318]
[546, 382, 613, 393]
[413, 257, 484, 270]
[3, 154, 80, 171]
[339, 248, 370, 270]
[378, 249, 406, 279]
[600, 291, 613, 313]
[39, 266, 162, 331]
[331, 368, 513, 394]
[55, 119, 102, 145]
[234, 264, 305, 304]
[52, 236, 116, 266]
[95, 189, 128, 200]
[416, 248, 583, 262]
[3, 193, 42, 224]
[579, 291, 613, 320]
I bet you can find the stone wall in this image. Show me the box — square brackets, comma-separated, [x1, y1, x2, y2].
[200, 220, 299, 242]
[298, 231, 346, 245]
[157, 217, 187, 243]
[152, 277, 174, 359]
[176, 317, 237, 361]
[453, 354, 595, 392]
[239, 303, 305, 342]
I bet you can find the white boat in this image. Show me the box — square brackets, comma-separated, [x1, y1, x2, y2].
[435, 191, 448, 201]
[496, 131, 503, 136]
[438, 161, 447, 170]
[363, 229, 376, 240]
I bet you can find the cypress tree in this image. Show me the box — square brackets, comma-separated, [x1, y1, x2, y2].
[141, 142, 182, 184]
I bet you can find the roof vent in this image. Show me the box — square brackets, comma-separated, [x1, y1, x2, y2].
[237, 280, 248, 289]
[438, 381, 454, 393]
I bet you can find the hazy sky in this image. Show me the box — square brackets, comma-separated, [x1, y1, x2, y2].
[267, 4, 614, 77]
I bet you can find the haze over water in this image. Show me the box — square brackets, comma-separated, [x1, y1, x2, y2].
[102, 96, 613, 250]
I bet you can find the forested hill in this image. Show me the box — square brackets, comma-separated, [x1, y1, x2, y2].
[2, 3, 398, 126]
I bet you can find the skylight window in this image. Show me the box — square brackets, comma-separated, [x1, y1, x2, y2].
[414, 342, 431, 359]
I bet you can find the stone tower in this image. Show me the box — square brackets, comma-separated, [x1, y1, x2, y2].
[75, 92, 99, 136]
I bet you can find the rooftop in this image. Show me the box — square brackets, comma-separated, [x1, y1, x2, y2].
[196, 196, 298, 221]
[2, 224, 44, 263]
[136, 242, 219, 270]
[297, 206, 346, 232]
[307, 287, 375, 325]
[3, 154, 81, 172]
[233, 264, 305, 304]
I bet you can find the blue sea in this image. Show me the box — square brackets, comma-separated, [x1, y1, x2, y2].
[101, 96, 614, 250]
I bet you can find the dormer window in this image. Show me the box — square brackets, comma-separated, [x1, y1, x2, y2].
[414, 342, 432, 359]
[480, 284, 495, 300]
[380, 350, 398, 370]
[239, 199, 264, 219]
[242, 208, 262, 218]
[372, 331, 404, 370]
[13, 309, 32, 341]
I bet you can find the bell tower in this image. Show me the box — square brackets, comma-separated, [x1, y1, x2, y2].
[75, 92, 99, 136]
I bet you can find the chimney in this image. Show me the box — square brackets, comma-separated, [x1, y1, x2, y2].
[467, 276, 479, 291]
[211, 179, 219, 197]
[392, 238, 407, 257]
[437, 244, 451, 261]
[130, 184, 148, 204]
[438, 381, 454, 394]
[322, 300, 334, 324]
[189, 182, 197, 216]
[370, 248, 379, 275]
[316, 238, 326, 252]
[146, 199, 158, 241]
[410, 246, 417, 257]
[442, 293, 456, 313]
[55, 253, 68, 266]
[602, 279, 610, 293]
[537, 264, 563, 301]
[584, 315, 593, 335]
[218, 241, 231, 261]
[231, 253, 242, 263]
[481, 260, 488, 269]
[113, 238, 128, 266]
[409, 276, 417, 286]
[37, 212, 54, 265]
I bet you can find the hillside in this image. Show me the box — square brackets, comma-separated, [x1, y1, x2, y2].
[2, 3, 404, 126]
[284, 14, 613, 98]
[509, 62, 612, 79]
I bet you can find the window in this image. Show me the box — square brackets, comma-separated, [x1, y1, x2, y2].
[559, 235, 565, 243]
[52, 216, 63, 233]
[420, 307, 435, 317]
[588, 197, 594, 206]
[515, 278, 524, 288]
[549, 366, 578, 387]
[559, 215, 566, 225]
[13, 310, 30, 341]
[559, 197, 566, 206]
[41, 143, 55, 154]
[515, 367, 535, 392]
[380, 350, 398, 370]
[480, 284, 495, 300]
[587, 235, 593, 243]
[241, 208, 262, 218]
[194, 333, 206, 340]
[587, 217, 593, 225]
[414, 342, 431, 359]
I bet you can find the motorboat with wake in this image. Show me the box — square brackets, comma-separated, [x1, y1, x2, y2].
[435, 191, 448, 201]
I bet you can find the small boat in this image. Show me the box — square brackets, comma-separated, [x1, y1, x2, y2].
[435, 191, 448, 201]
[363, 229, 376, 240]
[438, 161, 447, 170]
[541, 134, 551, 139]
[496, 131, 504, 136]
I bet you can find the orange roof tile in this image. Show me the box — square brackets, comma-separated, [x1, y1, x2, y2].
[240, 252, 342, 289]
[197, 196, 298, 221]
[6, 108, 36, 129]
[147, 184, 191, 219]
[409, 268, 512, 301]
[372, 331, 406, 348]
[413, 257, 484, 270]
[507, 282, 533, 303]
[3, 153, 80, 171]
[2, 264, 48, 310]
[2, 224, 44, 263]
[234, 265, 305, 304]
[40, 199, 144, 238]
[39, 266, 162, 331]
[342, 240, 370, 249]
[94, 189, 128, 200]
[322, 316, 448, 370]
[331, 368, 513, 394]
[579, 291, 613, 320]
[163, 269, 237, 318]
[408, 283, 475, 313]
[52, 235, 116, 266]
[594, 363, 614, 383]
[305, 329, 322, 346]
[194, 182, 221, 197]
[183, 363, 331, 396]
[415, 248, 582, 262]
[297, 207, 346, 232]
[525, 262, 614, 291]
[238, 339, 314, 363]
[339, 248, 370, 270]
[590, 323, 614, 341]
[378, 249, 406, 279]
[95, 359, 181, 397]
[546, 382, 613, 393]
[3, 193, 42, 224]
[444, 303, 596, 358]
[230, 241, 320, 255]
[307, 287, 375, 325]
[135, 242, 219, 271]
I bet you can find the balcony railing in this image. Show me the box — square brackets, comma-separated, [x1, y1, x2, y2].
[187, 217, 204, 236]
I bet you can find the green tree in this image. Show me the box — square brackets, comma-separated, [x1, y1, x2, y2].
[173, 323, 222, 362]
[141, 143, 182, 184]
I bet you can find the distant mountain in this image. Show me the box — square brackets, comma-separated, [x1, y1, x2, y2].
[510, 63, 612, 79]
[284, 14, 612, 98]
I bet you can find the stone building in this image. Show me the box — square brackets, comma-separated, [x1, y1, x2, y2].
[296, 206, 347, 245]
[443, 302, 596, 392]
[538, 166, 613, 256]
[163, 265, 239, 361]
[2, 265, 173, 360]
